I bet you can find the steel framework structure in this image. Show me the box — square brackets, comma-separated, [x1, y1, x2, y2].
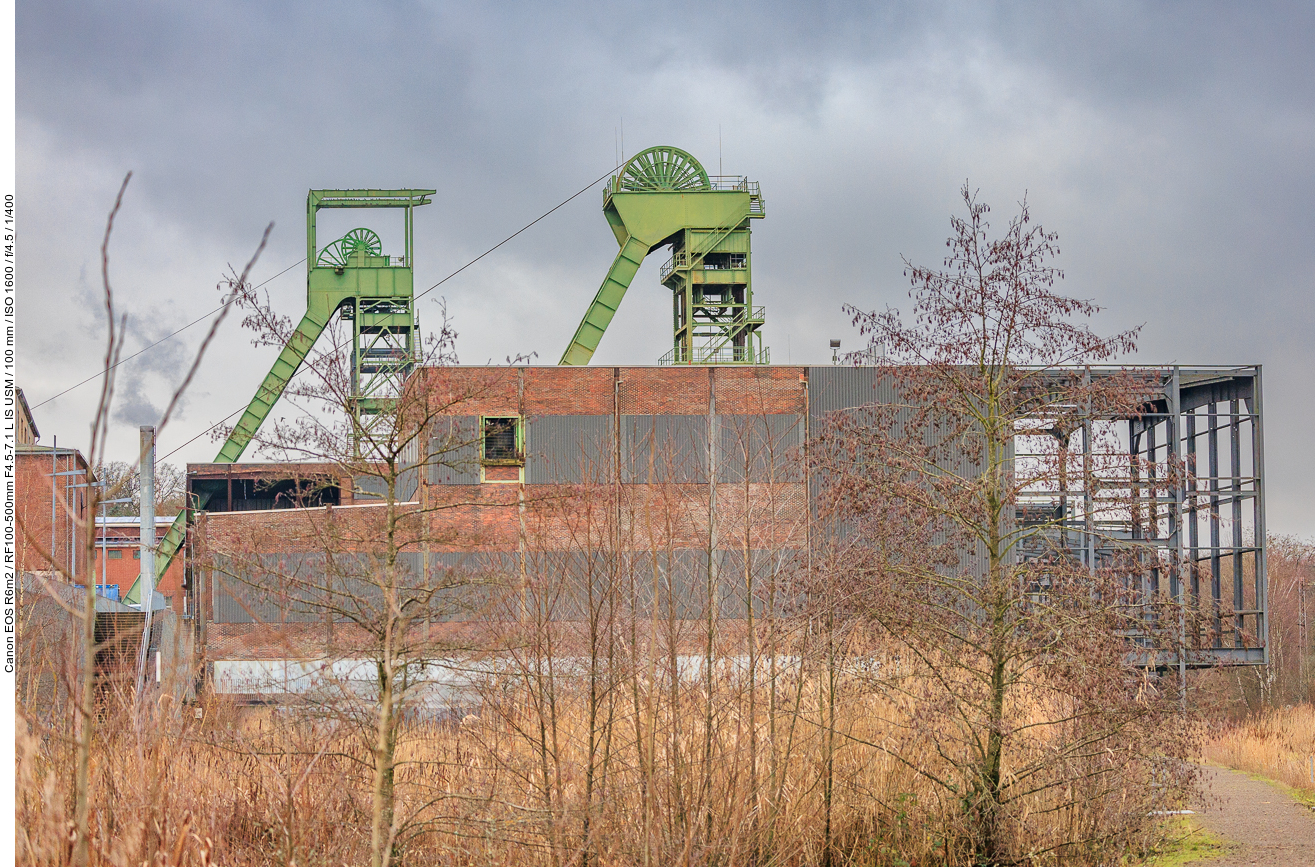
[143, 189, 433, 594]
[560, 146, 767, 366]
[1014, 365, 1267, 669]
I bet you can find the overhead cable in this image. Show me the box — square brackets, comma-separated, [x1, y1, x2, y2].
[155, 167, 614, 461]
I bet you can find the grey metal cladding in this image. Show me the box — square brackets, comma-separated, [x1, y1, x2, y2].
[622, 415, 709, 483]
[211, 547, 801, 624]
[352, 475, 387, 501]
[210, 551, 512, 624]
[525, 415, 614, 484]
[623, 549, 792, 618]
[429, 416, 480, 485]
[210, 553, 330, 624]
[718, 414, 804, 482]
[397, 464, 420, 501]
[807, 366, 900, 418]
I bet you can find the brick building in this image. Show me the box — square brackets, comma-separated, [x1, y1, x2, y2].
[94, 517, 186, 609]
[16, 444, 92, 578]
[15, 386, 38, 446]
[186, 363, 1269, 697]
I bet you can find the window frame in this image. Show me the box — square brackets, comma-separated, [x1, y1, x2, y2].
[480, 416, 524, 467]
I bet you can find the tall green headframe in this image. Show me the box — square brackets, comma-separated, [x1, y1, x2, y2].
[560, 146, 766, 366]
[306, 189, 434, 452]
[141, 188, 434, 595]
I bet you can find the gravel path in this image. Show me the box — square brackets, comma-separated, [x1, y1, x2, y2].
[1186, 765, 1315, 865]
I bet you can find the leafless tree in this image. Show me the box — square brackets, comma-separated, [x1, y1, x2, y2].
[15, 173, 268, 866]
[208, 287, 526, 867]
[92, 460, 187, 516]
[813, 184, 1198, 864]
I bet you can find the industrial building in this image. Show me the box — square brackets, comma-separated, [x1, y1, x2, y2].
[121, 146, 1266, 698]
[16, 443, 91, 578]
[95, 517, 184, 608]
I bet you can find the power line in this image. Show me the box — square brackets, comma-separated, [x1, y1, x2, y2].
[31, 257, 306, 410]
[156, 168, 614, 461]
[414, 168, 613, 301]
[158, 405, 246, 462]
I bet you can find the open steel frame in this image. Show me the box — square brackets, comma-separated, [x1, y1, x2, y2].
[1014, 365, 1266, 670]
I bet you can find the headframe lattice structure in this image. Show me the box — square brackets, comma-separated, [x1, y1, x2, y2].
[145, 189, 434, 593]
[560, 146, 767, 366]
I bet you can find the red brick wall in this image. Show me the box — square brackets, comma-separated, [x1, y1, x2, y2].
[413, 365, 808, 417]
[92, 531, 187, 611]
[709, 366, 807, 415]
[524, 367, 615, 416]
[15, 450, 90, 575]
[196, 368, 812, 607]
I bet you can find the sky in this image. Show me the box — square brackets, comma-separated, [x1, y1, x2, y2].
[14, 1, 1314, 534]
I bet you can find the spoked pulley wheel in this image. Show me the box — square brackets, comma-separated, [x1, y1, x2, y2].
[318, 227, 383, 266]
[615, 146, 711, 192]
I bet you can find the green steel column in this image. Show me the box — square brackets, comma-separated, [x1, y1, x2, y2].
[148, 310, 329, 585]
[560, 236, 651, 365]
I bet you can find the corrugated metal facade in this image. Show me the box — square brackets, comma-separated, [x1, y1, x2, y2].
[428, 416, 481, 484]
[806, 366, 901, 419]
[210, 547, 794, 623]
[719, 414, 804, 483]
[526, 414, 613, 484]
[623, 415, 710, 483]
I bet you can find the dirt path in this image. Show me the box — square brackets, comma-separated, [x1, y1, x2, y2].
[1185, 765, 1315, 865]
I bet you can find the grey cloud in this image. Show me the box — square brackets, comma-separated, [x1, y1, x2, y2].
[16, 0, 1315, 532]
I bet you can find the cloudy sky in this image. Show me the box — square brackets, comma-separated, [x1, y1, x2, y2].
[15, 1, 1314, 534]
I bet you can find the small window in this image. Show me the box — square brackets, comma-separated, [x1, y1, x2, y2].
[107, 550, 123, 560]
[133, 550, 141, 560]
[482, 417, 521, 465]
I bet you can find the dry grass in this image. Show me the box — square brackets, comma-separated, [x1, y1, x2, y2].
[16, 637, 1190, 867]
[1203, 703, 1315, 798]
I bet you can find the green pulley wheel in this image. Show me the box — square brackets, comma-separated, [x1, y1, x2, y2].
[615, 146, 711, 192]
[317, 227, 383, 267]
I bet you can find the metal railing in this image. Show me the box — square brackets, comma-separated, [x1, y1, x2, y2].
[660, 251, 750, 281]
[657, 344, 771, 366]
[689, 305, 765, 324]
[605, 175, 764, 212]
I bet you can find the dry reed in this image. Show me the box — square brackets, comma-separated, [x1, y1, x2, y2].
[1203, 703, 1315, 797]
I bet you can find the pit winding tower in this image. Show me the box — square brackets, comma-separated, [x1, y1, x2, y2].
[560, 146, 766, 366]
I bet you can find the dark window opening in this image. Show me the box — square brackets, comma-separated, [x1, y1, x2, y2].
[107, 550, 123, 560]
[188, 476, 341, 513]
[483, 418, 520, 464]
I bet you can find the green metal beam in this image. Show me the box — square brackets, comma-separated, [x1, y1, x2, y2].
[218, 311, 330, 462]
[140, 309, 331, 593]
[140, 189, 434, 596]
[560, 237, 650, 365]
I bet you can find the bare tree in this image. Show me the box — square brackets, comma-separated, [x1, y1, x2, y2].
[92, 460, 187, 515]
[15, 173, 269, 866]
[813, 184, 1197, 864]
[207, 287, 522, 867]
